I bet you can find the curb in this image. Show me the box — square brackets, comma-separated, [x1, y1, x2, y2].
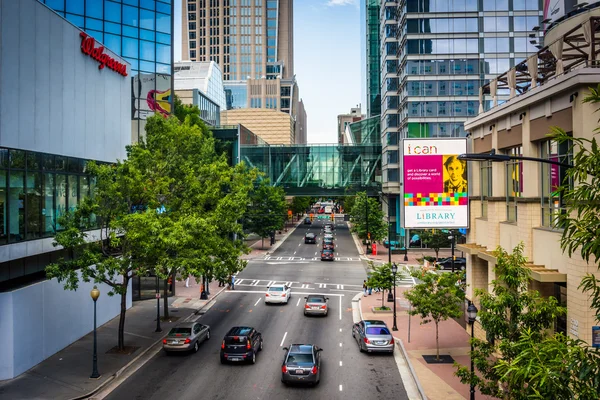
[266, 219, 303, 255]
[71, 287, 228, 400]
[395, 338, 428, 400]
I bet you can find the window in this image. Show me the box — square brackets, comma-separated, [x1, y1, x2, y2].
[540, 140, 572, 228]
[480, 161, 492, 218]
[505, 146, 523, 222]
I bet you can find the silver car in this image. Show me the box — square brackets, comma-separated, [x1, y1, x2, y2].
[163, 322, 210, 354]
[303, 295, 329, 316]
[352, 320, 394, 353]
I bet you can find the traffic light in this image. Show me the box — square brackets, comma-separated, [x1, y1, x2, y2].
[310, 213, 314, 221]
[367, 232, 371, 240]
[330, 213, 334, 221]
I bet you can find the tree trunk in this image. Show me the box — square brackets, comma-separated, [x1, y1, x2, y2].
[163, 277, 169, 319]
[118, 281, 127, 350]
[262, 236, 264, 249]
[435, 321, 440, 360]
[381, 290, 385, 308]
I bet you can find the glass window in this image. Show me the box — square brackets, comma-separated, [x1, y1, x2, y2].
[157, 12, 171, 33]
[104, 1, 121, 23]
[123, 0, 139, 5]
[141, 0, 155, 10]
[157, 43, 171, 64]
[123, 5, 139, 26]
[42, 173, 55, 237]
[140, 60, 156, 72]
[505, 146, 523, 222]
[104, 33, 121, 54]
[140, 40, 155, 61]
[514, 0, 539, 10]
[66, 0, 84, 14]
[541, 140, 572, 228]
[68, 175, 78, 213]
[480, 161, 492, 217]
[86, 0, 103, 18]
[123, 37, 139, 58]
[26, 172, 42, 240]
[0, 171, 6, 245]
[140, 9, 155, 30]
[55, 174, 66, 231]
[9, 171, 25, 242]
[140, 29, 155, 41]
[156, 2, 171, 14]
[46, 0, 65, 11]
[157, 32, 170, 44]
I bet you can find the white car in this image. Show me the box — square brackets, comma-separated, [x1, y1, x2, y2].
[265, 284, 292, 304]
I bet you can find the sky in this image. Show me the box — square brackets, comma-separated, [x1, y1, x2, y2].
[173, 0, 363, 144]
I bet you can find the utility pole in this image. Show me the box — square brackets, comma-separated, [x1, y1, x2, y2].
[365, 194, 369, 254]
[451, 230, 456, 273]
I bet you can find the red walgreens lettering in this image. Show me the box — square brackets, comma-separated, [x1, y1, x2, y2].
[79, 32, 128, 77]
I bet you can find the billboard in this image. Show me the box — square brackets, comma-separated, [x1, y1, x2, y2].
[544, 0, 600, 23]
[132, 73, 172, 120]
[401, 138, 469, 229]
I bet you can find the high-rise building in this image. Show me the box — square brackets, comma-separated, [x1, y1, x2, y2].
[365, 0, 381, 118]
[183, 0, 294, 81]
[296, 99, 307, 144]
[39, 0, 175, 142]
[337, 106, 364, 144]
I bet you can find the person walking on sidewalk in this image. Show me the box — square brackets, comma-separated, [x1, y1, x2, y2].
[185, 275, 190, 288]
[230, 274, 236, 290]
[363, 280, 368, 294]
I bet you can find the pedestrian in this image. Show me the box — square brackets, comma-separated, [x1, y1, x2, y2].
[185, 275, 190, 288]
[363, 280, 367, 294]
[368, 286, 373, 295]
[230, 274, 235, 290]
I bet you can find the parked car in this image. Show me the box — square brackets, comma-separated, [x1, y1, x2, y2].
[304, 217, 312, 225]
[303, 295, 329, 316]
[305, 233, 317, 244]
[220, 326, 263, 364]
[265, 284, 292, 304]
[281, 344, 322, 386]
[163, 322, 210, 354]
[352, 320, 394, 353]
[435, 257, 466, 270]
[321, 249, 335, 261]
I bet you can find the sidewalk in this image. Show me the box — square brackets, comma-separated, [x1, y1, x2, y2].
[359, 289, 494, 400]
[0, 279, 224, 400]
[241, 218, 303, 260]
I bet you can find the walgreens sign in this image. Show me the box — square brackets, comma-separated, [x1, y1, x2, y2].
[79, 32, 128, 77]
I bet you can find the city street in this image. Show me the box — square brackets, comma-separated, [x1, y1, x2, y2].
[104, 218, 409, 400]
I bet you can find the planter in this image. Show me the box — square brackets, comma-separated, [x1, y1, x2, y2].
[371, 306, 393, 314]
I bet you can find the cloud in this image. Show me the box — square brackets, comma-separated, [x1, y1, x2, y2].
[326, 0, 356, 6]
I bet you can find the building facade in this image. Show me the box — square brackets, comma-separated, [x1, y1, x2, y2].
[174, 60, 227, 110]
[183, 0, 294, 81]
[460, 7, 600, 345]
[365, 0, 381, 118]
[337, 107, 364, 144]
[296, 99, 307, 144]
[40, 0, 175, 142]
[0, 0, 132, 379]
[221, 108, 295, 144]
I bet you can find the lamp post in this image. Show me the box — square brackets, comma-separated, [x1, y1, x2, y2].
[90, 286, 100, 379]
[391, 263, 398, 331]
[467, 300, 479, 400]
[365, 194, 370, 254]
[388, 218, 392, 266]
[155, 275, 162, 333]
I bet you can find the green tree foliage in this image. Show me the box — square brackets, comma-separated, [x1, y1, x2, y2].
[420, 229, 450, 259]
[290, 197, 311, 217]
[245, 179, 287, 248]
[454, 243, 566, 397]
[405, 269, 465, 360]
[342, 194, 355, 214]
[46, 110, 256, 349]
[349, 192, 386, 241]
[367, 262, 406, 308]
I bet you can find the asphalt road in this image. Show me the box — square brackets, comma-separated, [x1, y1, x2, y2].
[105, 218, 408, 400]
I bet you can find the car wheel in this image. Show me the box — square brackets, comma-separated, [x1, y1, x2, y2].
[358, 340, 365, 353]
[220, 357, 226, 364]
[250, 351, 256, 364]
[352, 330, 355, 338]
[259, 339, 264, 351]
[206, 330, 210, 341]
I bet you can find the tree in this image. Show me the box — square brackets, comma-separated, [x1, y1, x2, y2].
[420, 229, 450, 260]
[244, 179, 287, 249]
[454, 243, 566, 397]
[405, 269, 465, 361]
[349, 191, 386, 241]
[290, 197, 311, 218]
[367, 262, 406, 308]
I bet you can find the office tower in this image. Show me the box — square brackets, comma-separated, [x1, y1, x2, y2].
[39, 0, 175, 142]
[365, 0, 381, 118]
[183, 0, 294, 81]
[297, 99, 307, 144]
[337, 107, 364, 144]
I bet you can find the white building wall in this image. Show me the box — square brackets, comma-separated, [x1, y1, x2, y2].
[0, 0, 130, 163]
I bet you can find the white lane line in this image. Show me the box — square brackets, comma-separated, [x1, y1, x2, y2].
[223, 290, 344, 296]
[296, 297, 301, 306]
[339, 342, 342, 347]
[339, 384, 343, 392]
[298, 243, 302, 246]
[286, 281, 292, 287]
[339, 361, 343, 367]
[340, 285, 344, 290]
[254, 298, 262, 306]
[267, 280, 274, 287]
[339, 328, 342, 332]
[314, 251, 317, 256]
[280, 332, 288, 347]
[339, 296, 342, 320]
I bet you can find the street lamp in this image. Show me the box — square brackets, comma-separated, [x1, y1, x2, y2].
[467, 300, 479, 400]
[90, 286, 101, 379]
[391, 263, 398, 331]
[458, 149, 573, 169]
[155, 275, 162, 333]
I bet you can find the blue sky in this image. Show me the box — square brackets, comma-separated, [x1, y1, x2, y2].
[174, 0, 362, 144]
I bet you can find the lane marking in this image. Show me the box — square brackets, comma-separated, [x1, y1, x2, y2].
[267, 280, 274, 287]
[236, 279, 244, 285]
[341, 285, 344, 290]
[280, 332, 288, 347]
[298, 243, 301, 246]
[339, 328, 342, 332]
[296, 297, 301, 307]
[254, 298, 262, 306]
[339, 361, 343, 367]
[223, 290, 344, 296]
[339, 342, 342, 347]
[339, 385, 343, 392]
[339, 296, 342, 320]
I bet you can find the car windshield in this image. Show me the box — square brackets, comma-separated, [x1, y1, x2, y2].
[168, 328, 191, 336]
[307, 297, 325, 303]
[286, 353, 314, 364]
[269, 287, 284, 291]
[366, 327, 390, 335]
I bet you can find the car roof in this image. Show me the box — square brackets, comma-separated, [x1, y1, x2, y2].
[306, 294, 326, 299]
[305, 232, 316, 236]
[226, 326, 254, 336]
[364, 320, 387, 326]
[174, 322, 197, 328]
[288, 344, 315, 353]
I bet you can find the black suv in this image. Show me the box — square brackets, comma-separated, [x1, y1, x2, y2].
[435, 257, 466, 270]
[220, 326, 263, 364]
[305, 233, 316, 244]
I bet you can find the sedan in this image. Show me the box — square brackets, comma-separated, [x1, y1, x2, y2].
[265, 284, 292, 304]
[281, 344, 322, 386]
[435, 257, 466, 270]
[352, 320, 394, 353]
[303, 295, 329, 316]
[321, 249, 334, 261]
[305, 233, 317, 244]
[304, 217, 312, 225]
[163, 322, 210, 354]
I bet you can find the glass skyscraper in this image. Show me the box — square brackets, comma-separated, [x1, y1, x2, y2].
[365, 0, 381, 118]
[40, 0, 175, 141]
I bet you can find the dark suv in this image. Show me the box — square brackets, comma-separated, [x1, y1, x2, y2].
[220, 326, 263, 364]
[305, 233, 316, 244]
